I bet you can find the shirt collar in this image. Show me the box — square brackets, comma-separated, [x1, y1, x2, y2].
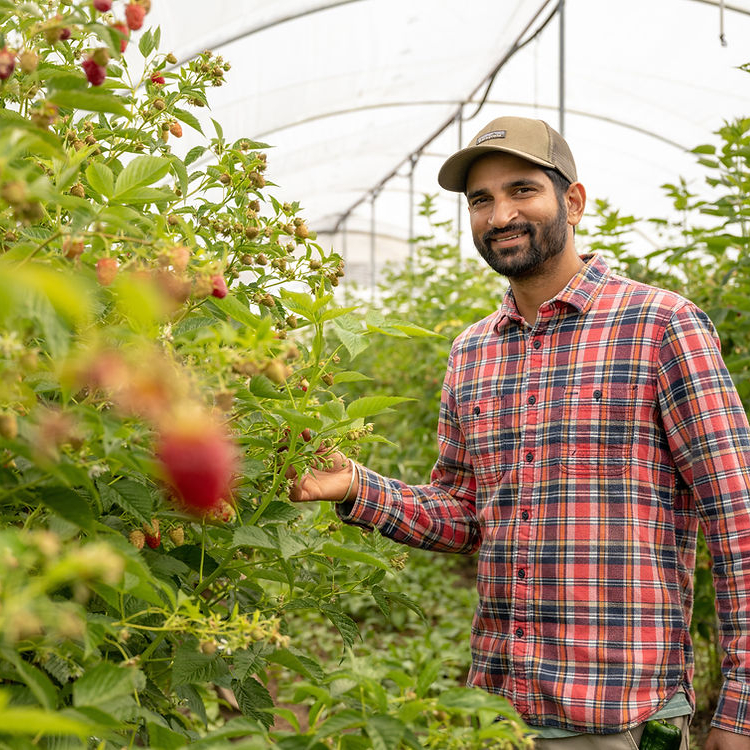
[495, 254, 611, 331]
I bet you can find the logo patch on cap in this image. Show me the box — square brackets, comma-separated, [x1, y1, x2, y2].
[476, 129, 506, 145]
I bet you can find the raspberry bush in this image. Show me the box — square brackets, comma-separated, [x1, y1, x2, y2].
[0, 2, 529, 748]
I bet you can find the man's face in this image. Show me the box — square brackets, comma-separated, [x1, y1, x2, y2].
[466, 153, 570, 280]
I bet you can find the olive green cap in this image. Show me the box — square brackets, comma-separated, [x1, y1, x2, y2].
[438, 116, 577, 192]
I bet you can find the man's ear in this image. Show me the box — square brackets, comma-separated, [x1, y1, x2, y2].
[565, 182, 586, 227]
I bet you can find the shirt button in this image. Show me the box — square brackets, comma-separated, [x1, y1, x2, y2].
[518, 569, 525, 579]
[533, 340, 541, 349]
[521, 510, 530, 520]
[525, 452, 534, 462]
[593, 389, 602, 401]
[527, 395, 536, 405]
[515, 627, 524, 638]
[473, 406, 481, 415]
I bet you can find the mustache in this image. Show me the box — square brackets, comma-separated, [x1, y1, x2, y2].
[482, 222, 534, 244]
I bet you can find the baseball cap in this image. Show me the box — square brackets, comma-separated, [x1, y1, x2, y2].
[437, 116, 577, 192]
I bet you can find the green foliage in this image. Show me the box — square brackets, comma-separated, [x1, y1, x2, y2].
[0, 2, 531, 749]
[342, 196, 505, 482]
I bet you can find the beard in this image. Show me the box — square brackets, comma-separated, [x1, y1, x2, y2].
[473, 203, 568, 280]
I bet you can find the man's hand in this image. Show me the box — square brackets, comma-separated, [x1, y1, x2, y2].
[705, 728, 750, 750]
[287, 450, 357, 504]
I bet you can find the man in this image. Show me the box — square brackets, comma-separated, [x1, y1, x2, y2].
[290, 116, 750, 750]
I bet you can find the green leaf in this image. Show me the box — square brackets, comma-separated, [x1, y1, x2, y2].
[72, 662, 144, 708]
[332, 317, 369, 358]
[138, 28, 156, 57]
[279, 289, 315, 321]
[232, 676, 274, 729]
[232, 525, 278, 551]
[415, 658, 442, 698]
[171, 643, 230, 687]
[85, 161, 115, 198]
[0, 694, 93, 738]
[209, 294, 260, 329]
[173, 107, 204, 135]
[113, 186, 175, 204]
[47, 87, 130, 117]
[333, 371, 372, 383]
[184, 145, 207, 166]
[113, 155, 171, 198]
[2, 653, 57, 710]
[106, 478, 154, 523]
[320, 605, 360, 649]
[320, 542, 391, 571]
[168, 153, 189, 196]
[346, 395, 412, 420]
[40, 487, 95, 531]
[147, 721, 188, 750]
[366, 714, 406, 750]
[266, 648, 324, 682]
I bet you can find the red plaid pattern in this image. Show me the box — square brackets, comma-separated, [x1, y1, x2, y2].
[338, 255, 750, 734]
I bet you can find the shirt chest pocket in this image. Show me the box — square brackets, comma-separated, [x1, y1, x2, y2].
[457, 396, 511, 480]
[559, 383, 636, 476]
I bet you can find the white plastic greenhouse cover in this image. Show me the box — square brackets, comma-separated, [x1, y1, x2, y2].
[146, 0, 750, 286]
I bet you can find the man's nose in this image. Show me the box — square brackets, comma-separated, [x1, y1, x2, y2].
[489, 198, 518, 228]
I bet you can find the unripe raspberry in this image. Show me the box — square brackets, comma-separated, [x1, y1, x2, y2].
[63, 235, 84, 260]
[70, 182, 86, 198]
[167, 526, 185, 546]
[0, 413, 18, 440]
[168, 121, 182, 137]
[93, 0, 113, 10]
[128, 529, 145, 549]
[91, 47, 110, 67]
[18, 50, 38, 74]
[153, 98, 165, 110]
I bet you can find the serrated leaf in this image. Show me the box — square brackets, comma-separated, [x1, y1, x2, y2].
[233, 676, 274, 729]
[138, 29, 155, 57]
[320, 605, 360, 649]
[346, 395, 412, 420]
[367, 714, 406, 750]
[107, 478, 153, 523]
[256, 501, 301, 524]
[3, 653, 57, 710]
[147, 721, 188, 750]
[184, 145, 207, 166]
[266, 648, 324, 682]
[40, 487, 95, 530]
[391, 322, 441, 338]
[415, 658, 442, 698]
[168, 153, 189, 196]
[47, 87, 130, 117]
[173, 107, 204, 135]
[279, 289, 315, 321]
[232, 525, 278, 551]
[113, 186, 175, 205]
[113, 155, 170, 198]
[209, 294, 260, 329]
[85, 162, 114, 198]
[171, 643, 229, 687]
[333, 371, 372, 383]
[332, 318, 369, 358]
[72, 662, 144, 708]
[321, 542, 390, 571]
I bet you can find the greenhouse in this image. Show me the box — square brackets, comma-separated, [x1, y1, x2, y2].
[2, 0, 750, 748]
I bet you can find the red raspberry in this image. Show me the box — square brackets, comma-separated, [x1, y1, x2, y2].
[150, 72, 165, 85]
[93, 0, 113, 11]
[82, 57, 106, 86]
[169, 121, 182, 138]
[0, 47, 16, 80]
[111, 21, 130, 52]
[157, 418, 238, 517]
[210, 274, 228, 298]
[125, 3, 146, 30]
[96, 257, 118, 285]
[143, 518, 161, 548]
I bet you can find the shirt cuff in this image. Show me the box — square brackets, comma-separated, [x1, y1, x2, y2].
[334, 464, 396, 530]
[712, 679, 750, 734]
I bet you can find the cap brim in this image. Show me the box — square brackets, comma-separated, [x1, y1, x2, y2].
[437, 145, 557, 193]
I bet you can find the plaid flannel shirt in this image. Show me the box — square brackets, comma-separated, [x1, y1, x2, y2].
[338, 254, 750, 734]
